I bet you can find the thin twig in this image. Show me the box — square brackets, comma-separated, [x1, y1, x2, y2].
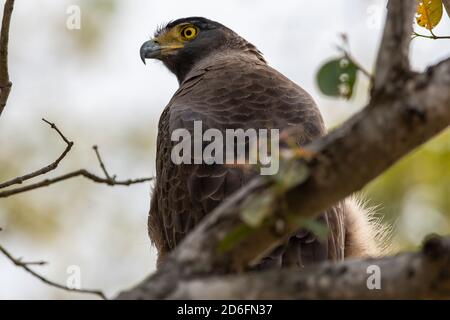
[0, 169, 153, 198]
[0, 119, 74, 189]
[412, 31, 450, 40]
[336, 36, 374, 82]
[0, 119, 153, 198]
[0, 243, 107, 299]
[93, 145, 115, 180]
[344, 52, 373, 82]
[0, 0, 15, 118]
[16, 258, 48, 266]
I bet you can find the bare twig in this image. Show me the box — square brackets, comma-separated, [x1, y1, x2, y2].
[0, 119, 153, 198]
[0, 119, 74, 189]
[0, 169, 153, 198]
[412, 31, 450, 40]
[16, 258, 48, 266]
[0, 243, 107, 299]
[0, 0, 14, 118]
[92, 145, 115, 181]
[346, 53, 373, 81]
[336, 36, 373, 82]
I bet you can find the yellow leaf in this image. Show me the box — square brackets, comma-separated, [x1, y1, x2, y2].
[416, 0, 444, 30]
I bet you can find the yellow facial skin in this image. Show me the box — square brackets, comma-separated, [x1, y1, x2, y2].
[154, 23, 199, 56]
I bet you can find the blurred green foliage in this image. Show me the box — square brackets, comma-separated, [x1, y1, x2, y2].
[364, 129, 450, 250]
[65, 0, 118, 52]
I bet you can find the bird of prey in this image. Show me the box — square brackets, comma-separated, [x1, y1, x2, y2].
[140, 17, 383, 268]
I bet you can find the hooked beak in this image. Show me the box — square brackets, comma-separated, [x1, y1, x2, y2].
[140, 40, 162, 64]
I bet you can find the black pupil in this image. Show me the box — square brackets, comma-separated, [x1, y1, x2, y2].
[185, 29, 192, 36]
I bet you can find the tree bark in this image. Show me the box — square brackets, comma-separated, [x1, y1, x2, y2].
[167, 236, 450, 300]
[0, 0, 14, 118]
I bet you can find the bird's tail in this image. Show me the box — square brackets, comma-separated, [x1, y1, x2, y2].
[343, 195, 392, 258]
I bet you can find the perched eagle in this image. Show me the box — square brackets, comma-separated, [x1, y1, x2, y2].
[140, 17, 384, 268]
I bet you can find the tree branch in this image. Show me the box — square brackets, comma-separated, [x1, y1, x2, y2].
[93, 145, 115, 180]
[373, 0, 415, 95]
[0, 119, 74, 189]
[0, 119, 153, 198]
[165, 236, 450, 300]
[0, 240, 106, 299]
[413, 31, 450, 40]
[336, 34, 373, 82]
[0, 169, 153, 198]
[0, 0, 14, 118]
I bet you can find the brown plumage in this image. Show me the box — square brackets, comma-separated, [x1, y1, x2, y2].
[140, 17, 385, 268]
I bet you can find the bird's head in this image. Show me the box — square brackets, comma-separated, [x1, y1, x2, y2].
[140, 17, 264, 83]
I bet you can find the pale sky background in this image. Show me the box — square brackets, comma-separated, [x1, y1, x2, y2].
[0, 0, 449, 299]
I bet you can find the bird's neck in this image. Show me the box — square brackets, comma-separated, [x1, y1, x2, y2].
[176, 49, 266, 86]
[163, 59, 194, 85]
[167, 39, 266, 85]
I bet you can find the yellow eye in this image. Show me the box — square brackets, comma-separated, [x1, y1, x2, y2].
[181, 26, 198, 40]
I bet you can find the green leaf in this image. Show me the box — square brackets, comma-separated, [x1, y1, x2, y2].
[316, 57, 358, 99]
[240, 161, 310, 228]
[240, 193, 275, 228]
[274, 160, 310, 193]
[292, 217, 329, 240]
[217, 224, 254, 252]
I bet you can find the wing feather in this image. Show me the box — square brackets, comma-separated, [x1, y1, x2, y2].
[149, 51, 345, 267]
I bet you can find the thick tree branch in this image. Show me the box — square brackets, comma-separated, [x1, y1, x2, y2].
[0, 0, 14, 118]
[444, 0, 450, 18]
[117, 1, 450, 299]
[373, 0, 415, 95]
[167, 236, 450, 299]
